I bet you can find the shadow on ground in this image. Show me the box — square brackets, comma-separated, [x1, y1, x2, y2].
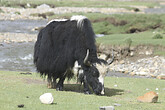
[63, 84, 124, 97]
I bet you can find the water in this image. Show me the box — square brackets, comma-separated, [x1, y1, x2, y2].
[0, 19, 49, 72]
[0, 42, 36, 72]
[0, 19, 47, 34]
[145, 7, 165, 14]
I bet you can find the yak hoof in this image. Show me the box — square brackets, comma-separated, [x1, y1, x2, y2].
[56, 87, 63, 91]
[84, 91, 91, 94]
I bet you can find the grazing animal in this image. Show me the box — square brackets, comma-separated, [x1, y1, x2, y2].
[34, 15, 113, 95]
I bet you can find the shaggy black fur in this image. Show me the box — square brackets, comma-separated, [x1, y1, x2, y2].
[34, 17, 104, 95]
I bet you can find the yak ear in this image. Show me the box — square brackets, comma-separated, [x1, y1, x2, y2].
[83, 49, 91, 66]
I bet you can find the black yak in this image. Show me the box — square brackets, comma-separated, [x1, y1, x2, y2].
[34, 15, 112, 95]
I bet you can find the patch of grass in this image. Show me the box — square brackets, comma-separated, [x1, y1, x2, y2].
[48, 13, 165, 35]
[96, 32, 165, 46]
[0, 71, 165, 110]
[0, 0, 159, 8]
[152, 33, 164, 39]
[96, 32, 165, 56]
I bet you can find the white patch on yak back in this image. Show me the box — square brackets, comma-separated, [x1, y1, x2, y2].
[46, 19, 68, 25]
[70, 15, 87, 30]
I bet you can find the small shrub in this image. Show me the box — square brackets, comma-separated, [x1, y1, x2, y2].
[125, 38, 132, 46]
[124, 38, 132, 50]
[15, 11, 21, 15]
[152, 33, 163, 39]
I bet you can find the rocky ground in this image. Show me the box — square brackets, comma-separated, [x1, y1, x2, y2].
[0, 5, 165, 79]
[0, 5, 144, 20]
[108, 56, 165, 79]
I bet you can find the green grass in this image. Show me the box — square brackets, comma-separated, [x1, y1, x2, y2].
[0, 71, 165, 110]
[96, 32, 165, 46]
[47, 13, 165, 35]
[96, 31, 165, 56]
[0, 0, 159, 8]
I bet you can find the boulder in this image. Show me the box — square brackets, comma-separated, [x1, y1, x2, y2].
[39, 93, 54, 104]
[137, 91, 158, 103]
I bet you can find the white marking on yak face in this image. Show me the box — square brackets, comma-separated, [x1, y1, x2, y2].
[47, 19, 68, 25]
[98, 75, 104, 95]
[96, 63, 108, 95]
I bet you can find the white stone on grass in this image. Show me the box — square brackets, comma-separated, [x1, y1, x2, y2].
[100, 106, 115, 110]
[39, 93, 54, 104]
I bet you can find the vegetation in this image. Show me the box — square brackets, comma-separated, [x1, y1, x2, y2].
[0, 71, 165, 110]
[0, 0, 159, 8]
[152, 33, 164, 39]
[46, 13, 165, 35]
[96, 32, 165, 46]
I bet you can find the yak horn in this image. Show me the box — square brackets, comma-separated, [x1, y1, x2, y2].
[84, 49, 90, 66]
[107, 49, 114, 65]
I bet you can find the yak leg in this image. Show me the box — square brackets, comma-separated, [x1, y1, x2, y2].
[83, 76, 91, 94]
[56, 76, 66, 91]
[47, 75, 56, 89]
[52, 77, 56, 89]
[47, 75, 52, 89]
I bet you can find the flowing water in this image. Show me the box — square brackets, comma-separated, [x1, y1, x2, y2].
[0, 42, 35, 72]
[0, 19, 47, 72]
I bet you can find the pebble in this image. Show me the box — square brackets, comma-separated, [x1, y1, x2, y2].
[100, 106, 115, 110]
[109, 56, 165, 79]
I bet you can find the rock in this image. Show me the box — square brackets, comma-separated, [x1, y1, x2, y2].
[156, 74, 165, 80]
[146, 50, 153, 55]
[17, 104, 24, 108]
[130, 72, 135, 76]
[130, 51, 134, 57]
[137, 91, 158, 103]
[119, 60, 125, 64]
[139, 71, 148, 76]
[100, 106, 115, 110]
[37, 4, 50, 9]
[39, 93, 54, 104]
[113, 103, 121, 106]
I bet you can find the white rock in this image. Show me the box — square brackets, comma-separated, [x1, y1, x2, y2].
[39, 93, 54, 104]
[37, 4, 50, 9]
[100, 106, 115, 110]
[155, 88, 159, 91]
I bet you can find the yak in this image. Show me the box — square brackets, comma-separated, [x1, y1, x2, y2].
[34, 15, 113, 95]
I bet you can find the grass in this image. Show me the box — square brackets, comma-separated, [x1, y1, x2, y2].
[46, 13, 165, 35]
[0, 71, 165, 110]
[96, 32, 165, 46]
[0, 0, 159, 8]
[96, 31, 165, 56]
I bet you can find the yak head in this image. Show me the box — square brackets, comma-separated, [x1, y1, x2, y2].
[73, 49, 114, 95]
[81, 49, 112, 95]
